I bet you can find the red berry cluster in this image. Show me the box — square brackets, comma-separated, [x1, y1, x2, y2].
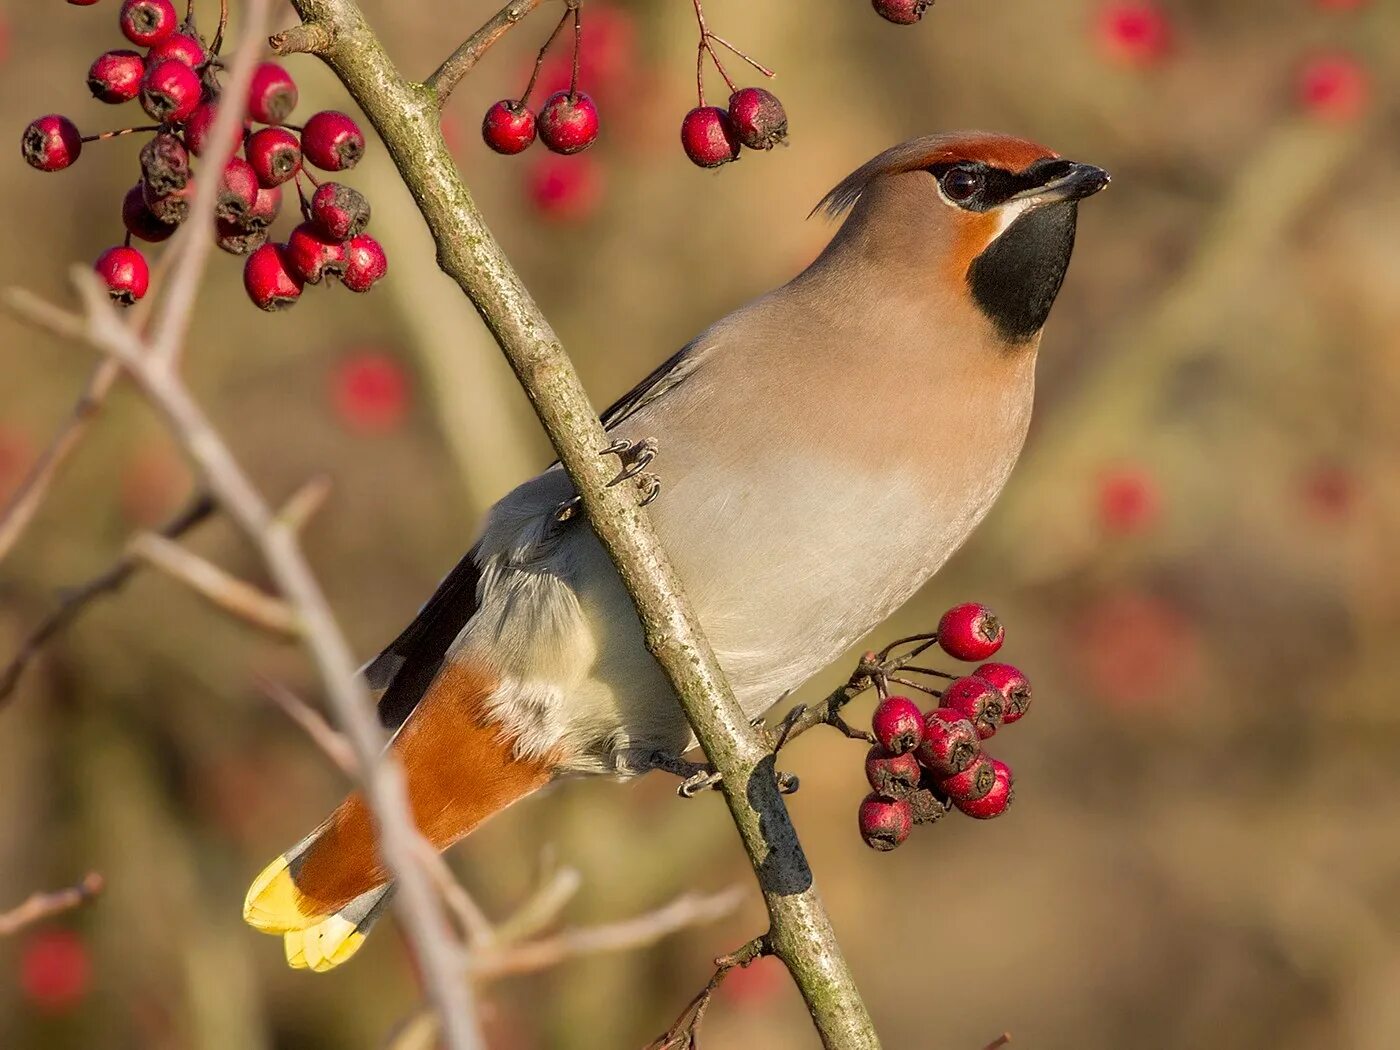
[22, 0, 385, 310]
[858, 603, 1034, 851]
[679, 4, 785, 169]
[482, 4, 600, 158]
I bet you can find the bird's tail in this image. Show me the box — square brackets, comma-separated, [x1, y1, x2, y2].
[242, 659, 559, 971]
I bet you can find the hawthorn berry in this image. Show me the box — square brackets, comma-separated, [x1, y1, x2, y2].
[139, 130, 189, 195]
[68, 0, 103, 5]
[95, 245, 150, 305]
[858, 793, 913, 852]
[727, 87, 787, 150]
[140, 57, 202, 123]
[216, 156, 260, 222]
[954, 758, 1013, 819]
[872, 0, 931, 25]
[937, 602, 1004, 661]
[119, 0, 178, 48]
[681, 106, 740, 168]
[1097, 463, 1161, 535]
[537, 91, 600, 155]
[301, 110, 365, 171]
[1095, 3, 1173, 68]
[865, 746, 922, 800]
[871, 695, 924, 755]
[22, 115, 82, 172]
[146, 32, 206, 70]
[1298, 53, 1370, 123]
[340, 234, 388, 292]
[939, 753, 996, 803]
[286, 222, 346, 284]
[143, 176, 196, 224]
[245, 127, 301, 187]
[526, 153, 603, 222]
[87, 49, 145, 104]
[974, 663, 1032, 725]
[183, 101, 245, 157]
[247, 185, 283, 227]
[309, 182, 370, 240]
[941, 676, 1004, 739]
[482, 100, 537, 155]
[915, 708, 981, 777]
[20, 930, 91, 1014]
[331, 351, 411, 434]
[216, 219, 269, 255]
[247, 62, 298, 125]
[243, 243, 303, 310]
[122, 183, 178, 242]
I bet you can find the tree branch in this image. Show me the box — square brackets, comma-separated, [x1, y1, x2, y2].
[422, 0, 547, 105]
[275, 2, 878, 1044]
[0, 873, 105, 937]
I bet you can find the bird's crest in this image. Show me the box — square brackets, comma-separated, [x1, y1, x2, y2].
[814, 131, 1058, 218]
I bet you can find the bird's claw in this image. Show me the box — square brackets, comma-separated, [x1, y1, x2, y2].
[599, 437, 658, 488]
[553, 495, 583, 523]
[679, 768, 724, 798]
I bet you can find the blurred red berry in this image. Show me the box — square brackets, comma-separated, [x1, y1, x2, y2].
[22, 115, 82, 172]
[243, 243, 303, 311]
[482, 100, 537, 155]
[246, 127, 301, 187]
[937, 602, 1004, 661]
[146, 31, 205, 69]
[940, 676, 1004, 739]
[538, 91, 600, 155]
[871, 695, 924, 755]
[681, 106, 740, 168]
[340, 234, 387, 293]
[122, 183, 177, 242]
[20, 930, 91, 1014]
[94, 246, 150, 305]
[718, 953, 786, 1008]
[331, 351, 410, 434]
[953, 758, 1014, 818]
[858, 792, 913, 851]
[915, 707, 981, 777]
[1300, 462, 1356, 522]
[247, 61, 298, 125]
[577, 4, 637, 93]
[301, 110, 365, 171]
[0, 426, 34, 503]
[1297, 52, 1370, 122]
[87, 49, 145, 103]
[1097, 463, 1161, 535]
[1096, 3, 1173, 68]
[973, 662, 1032, 725]
[310, 182, 370, 240]
[727, 87, 788, 150]
[140, 57, 202, 123]
[182, 101, 245, 157]
[120, 0, 177, 48]
[525, 153, 603, 222]
[939, 753, 996, 802]
[1074, 591, 1200, 708]
[865, 746, 922, 799]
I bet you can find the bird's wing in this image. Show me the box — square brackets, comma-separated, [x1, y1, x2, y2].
[599, 341, 709, 431]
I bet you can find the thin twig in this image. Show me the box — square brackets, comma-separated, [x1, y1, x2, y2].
[256, 675, 358, 776]
[982, 1035, 1012, 1050]
[0, 493, 215, 706]
[647, 934, 772, 1049]
[414, 839, 495, 949]
[0, 873, 104, 937]
[490, 862, 582, 946]
[516, 3, 573, 108]
[424, 0, 546, 105]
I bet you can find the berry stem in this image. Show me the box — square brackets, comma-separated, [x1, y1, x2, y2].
[898, 664, 959, 681]
[568, 1, 582, 99]
[519, 4, 573, 106]
[885, 675, 943, 699]
[80, 125, 163, 143]
[423, 0, 548, 108]
[707, 32, 776, 79]
[212, 0, 230, 55]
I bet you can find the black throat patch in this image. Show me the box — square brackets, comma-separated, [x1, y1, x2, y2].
[967, 201, 1079, 344]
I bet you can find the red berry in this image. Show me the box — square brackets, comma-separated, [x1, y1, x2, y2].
[139, 130, 189, 193]
[247, 184, 283, 227]
[537, 91, 600, 155]
[146, 32, 205, 69]
[95, 245, 150, 305]
[941, 676, 1004, 739]
[871, 695, 924, 755]
[953, 758, 1013, 818]
[301, 110, 365, 171]
[339, 233, 387, 292]
[525, 153, 603, 222]
[216, 156, 260, 222]
[680, 106, 740, 168]
[858, 792, 913, 851]
[122, 183, 178, 241]
[68, 0, 103, 5]
[973, 663, 1032, 725]
[865, 746, 922, 799]
[245, 127, 301, 187]
[939, 753, 996, 802]
[243, 243, 303, 310]
[182, 101, 246, 157]
[872, 0, 931, 25]
[482, 100, 537, 155]
[285, 222, 346, 284]
[331, 351, 410, 434]
[727, 87, 787, 150]
[140, 57, 202, 123]
[1095, 3, 1172, 68]
[915, 708, 981, 777]
[20, 930, 91, 1014]
[21, 115, 82, 172]
[120, 0, 178, 47]
[937, 602, 1004, 661]
[309, 182, 370, 240]
[143, 176, 196, 224]
[87, 49, 145, 103]
[1297, 53, 1370, 123]
[1097, 463, 1161, 535]
[247, 62, 298, 125]
[215, 218, 270, 256]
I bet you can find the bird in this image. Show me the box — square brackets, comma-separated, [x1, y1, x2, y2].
[243, 130, 1110, 970]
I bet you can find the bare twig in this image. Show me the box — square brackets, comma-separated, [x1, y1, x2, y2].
[423, 0, 547, 105]
[647, 934, 772, 1050]
[0, 873, 104, 937]
[983, 1035, 1012, 1050]
[414, 839, 496, 949]
[256, 675, 358, 776]
[129, 532, 301, 638]
[275, 473, 332, 533]
[0, 493, 215, 707]
[490, 862, 581, 946]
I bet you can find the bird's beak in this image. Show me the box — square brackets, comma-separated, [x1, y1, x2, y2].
[1013, 162, 1111, 204]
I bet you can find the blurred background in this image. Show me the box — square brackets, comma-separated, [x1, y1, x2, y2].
[2, 0, 1398, 1047]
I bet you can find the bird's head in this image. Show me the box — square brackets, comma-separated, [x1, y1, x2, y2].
[813, 131, 1110, 344]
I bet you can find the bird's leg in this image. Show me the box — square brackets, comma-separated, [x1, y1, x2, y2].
[642, 749, 797, 797]
[552, 494, 582, 523]
[599, 437, 658, 487]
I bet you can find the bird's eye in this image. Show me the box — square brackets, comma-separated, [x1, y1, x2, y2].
[940, 167, 981, 203]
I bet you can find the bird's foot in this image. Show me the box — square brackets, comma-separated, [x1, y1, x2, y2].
[600, 437, 658, 488]
[644, 750, 797, 798]
[552, 495, 583, 523]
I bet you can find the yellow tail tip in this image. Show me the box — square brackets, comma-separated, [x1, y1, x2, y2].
[286, 915, 367, 972]
[243, 855, 313, 933]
